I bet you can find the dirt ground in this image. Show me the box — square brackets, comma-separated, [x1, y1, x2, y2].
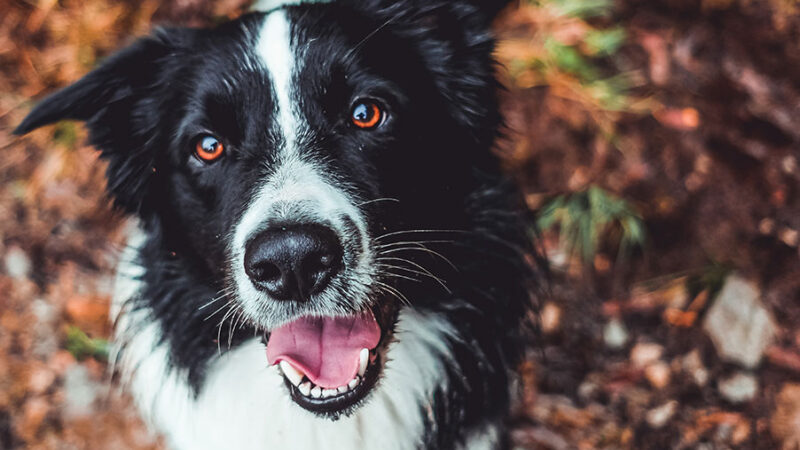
[0, 0, 799, 449]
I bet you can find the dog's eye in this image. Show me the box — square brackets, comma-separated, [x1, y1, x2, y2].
[194, 135, 225, 162]
[350, 101, 383, 129]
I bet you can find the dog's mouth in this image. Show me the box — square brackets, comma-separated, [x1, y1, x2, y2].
[264, 310, 389, 416]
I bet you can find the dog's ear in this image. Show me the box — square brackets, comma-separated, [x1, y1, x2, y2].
[14, 29, 181, 135]
[355, 0, 509, 146]
[14, 28, 192, 214]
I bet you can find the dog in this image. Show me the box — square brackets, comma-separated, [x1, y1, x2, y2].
[14, 0, 537, 448]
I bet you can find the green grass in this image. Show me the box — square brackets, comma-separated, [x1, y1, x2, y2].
[537, 186, 646, 265]
[65, 326, 110, 362]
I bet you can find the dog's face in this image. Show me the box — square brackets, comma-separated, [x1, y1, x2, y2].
[15, 0, 502, 417]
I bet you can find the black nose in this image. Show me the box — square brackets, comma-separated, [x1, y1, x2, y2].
[244, 225, 343, 302]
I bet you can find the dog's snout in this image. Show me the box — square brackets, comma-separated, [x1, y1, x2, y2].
[244, 225, 343, 302]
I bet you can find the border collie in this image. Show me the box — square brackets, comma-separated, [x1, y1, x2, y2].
[15, 0, 537, 448]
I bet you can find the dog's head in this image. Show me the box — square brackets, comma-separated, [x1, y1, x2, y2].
[15, 0, 510, 417]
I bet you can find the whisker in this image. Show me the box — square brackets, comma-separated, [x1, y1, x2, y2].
[228, 309, 244, 350]
[375, 239, 455, 249]
[376, 263, 449, 290]
[357, 197, 400, 207]
[374, 229, 469, 241]
[378, 246, 458, 271]
[216, 305, 238, 354]
[205, 299, 235, 321]
[378, 270, 421, 284]
[376, 256, 451, 293]
[198, 289, 232, 311]
[375, 281, 412, 307]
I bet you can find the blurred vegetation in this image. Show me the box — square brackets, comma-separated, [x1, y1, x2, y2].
[498, 0, 652, 142]
[537, 185, 645, 265]
[65, 327, 109, 362]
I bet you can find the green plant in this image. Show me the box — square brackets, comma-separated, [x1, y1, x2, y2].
[537, 186, 646, 264]
[497, 0, 652, 140]
[65, 326, 110, 362]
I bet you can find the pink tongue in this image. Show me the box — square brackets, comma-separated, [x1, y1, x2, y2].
[266, 313, 381, 389]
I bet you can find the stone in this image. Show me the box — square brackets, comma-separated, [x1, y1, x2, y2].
[702, 275, 776, 368]
[718, 372, 758, 403]
[645, 361, 671, 389]
[630, 342, 664, 368]
[4, 246, 31, 280]
[646, 400, 678, 429]
[28, 366, 56, 395]
[540, 302, 561, 334]
[681, 349, 709, 387]
[63, 364, 99, 418]
[604, 318, 629, 349]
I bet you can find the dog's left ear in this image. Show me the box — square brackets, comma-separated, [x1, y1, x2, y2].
[14, 28, 192, 214]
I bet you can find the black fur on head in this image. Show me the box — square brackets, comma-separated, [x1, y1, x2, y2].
[16, 0, 537, 446]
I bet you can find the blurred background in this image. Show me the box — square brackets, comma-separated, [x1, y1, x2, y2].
[0, 0, 799, 448]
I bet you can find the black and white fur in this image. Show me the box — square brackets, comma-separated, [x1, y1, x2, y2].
[15, 0, 537, 448]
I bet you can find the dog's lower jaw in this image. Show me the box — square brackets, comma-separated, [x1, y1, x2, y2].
[110, 233, 500, 450]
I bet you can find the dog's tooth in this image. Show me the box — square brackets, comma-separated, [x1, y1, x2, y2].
[337, 385, 349, 394]
[298, 381, 312, 397]
[348, 377, 360, 389]
[279, 361, 303, 386]
[323, 389, 337, 398]
[358, 348, 369, 376]
[311, 386, 322, 398]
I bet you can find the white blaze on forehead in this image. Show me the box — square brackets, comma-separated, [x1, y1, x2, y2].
[230, 9, 375, 325]
[257, 10, 300, 155]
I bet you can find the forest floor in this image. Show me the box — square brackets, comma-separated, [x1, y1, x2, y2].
[0, 0, 798, 449]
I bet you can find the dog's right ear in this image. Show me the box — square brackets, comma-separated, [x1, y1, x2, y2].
[14, 28, 192, 214]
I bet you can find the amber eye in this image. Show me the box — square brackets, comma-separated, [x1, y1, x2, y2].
[195, 135, 224, 162]
[350, 101, 383, 129]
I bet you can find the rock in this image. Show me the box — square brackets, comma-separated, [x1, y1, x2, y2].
[718, 372, 758, 403]
[604, 318, 629, 349]
[645, 361, 671, 389]
[782, 155, 798, 174]
[540, 302, 561, 334]
[646, 400, 678, 429]
[681, 349, 709, 387]
[771, 383, 800, 450]
[31, 298, 59, 359]
[4, 246, 31, 280]
[779, 228, 799, 247]
[63, 364, 99, 418]
[28, 366, 56, 395]
[702, 275, 776, 368]
[630, 342, 664, 368]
